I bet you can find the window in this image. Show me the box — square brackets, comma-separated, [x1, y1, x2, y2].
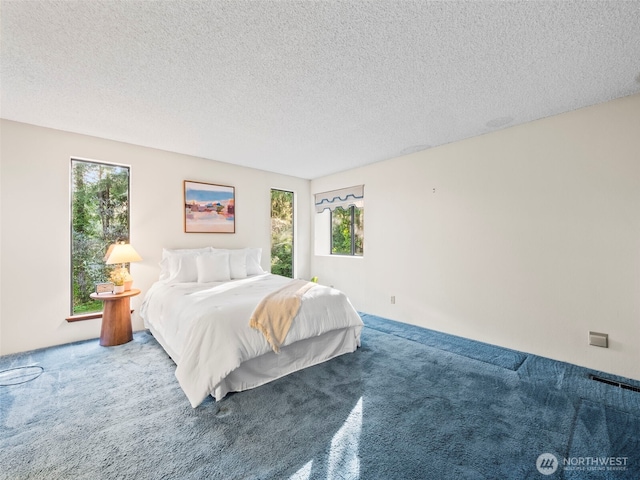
[271, 189, 294, 277]
[331, 206, 364, 256]
[314, 185, 364, 257]
[71, 159, 130, 315]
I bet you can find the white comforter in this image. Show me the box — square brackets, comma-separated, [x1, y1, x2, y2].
[140, 274, 363, 407]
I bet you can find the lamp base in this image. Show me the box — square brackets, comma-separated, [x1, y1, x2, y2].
[124, 280, 133, 291]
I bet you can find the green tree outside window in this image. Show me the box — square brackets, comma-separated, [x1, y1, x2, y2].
[271, 189, 294, 278]
[71, 160, 130, 314]
[331, 206, 363, 256]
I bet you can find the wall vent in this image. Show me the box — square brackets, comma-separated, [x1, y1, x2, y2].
[589, 374, 640, 393]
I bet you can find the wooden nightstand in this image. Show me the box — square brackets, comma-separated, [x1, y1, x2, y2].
[89, 289, 141, 346]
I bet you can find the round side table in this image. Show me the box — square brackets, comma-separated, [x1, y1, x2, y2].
[90, 288, 141, 346]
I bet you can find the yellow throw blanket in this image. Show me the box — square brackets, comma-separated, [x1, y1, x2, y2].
[249, 279, 317, 353]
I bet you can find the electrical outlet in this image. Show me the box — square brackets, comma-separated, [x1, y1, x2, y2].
[391, 295, 396, 304]
[589, 331, 608, 348]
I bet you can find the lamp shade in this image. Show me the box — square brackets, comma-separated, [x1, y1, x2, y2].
[104, 243, 142, 265]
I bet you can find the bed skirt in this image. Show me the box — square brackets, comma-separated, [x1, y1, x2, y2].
[147, 324, 360, 401]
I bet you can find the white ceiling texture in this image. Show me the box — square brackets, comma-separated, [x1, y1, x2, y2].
[2, 1, 639, 179]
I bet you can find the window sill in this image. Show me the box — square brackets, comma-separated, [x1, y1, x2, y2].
[66, 312, 103, 322]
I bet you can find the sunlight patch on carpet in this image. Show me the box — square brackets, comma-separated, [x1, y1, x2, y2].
[328, 396, 362, 479]
[290, 460, 312, 480]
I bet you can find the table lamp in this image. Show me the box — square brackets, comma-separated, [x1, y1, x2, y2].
[104, 242, 142, 292]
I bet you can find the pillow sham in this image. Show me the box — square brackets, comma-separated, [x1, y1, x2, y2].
[244, 248, 265, 275]
[159, 246, 264, 282]
[170, 255, 199, 283]
[161, 247, 213, 259]
[228, 249, 248, 279]
[160, 247, 213, 281]
[197, 251, 231, 283]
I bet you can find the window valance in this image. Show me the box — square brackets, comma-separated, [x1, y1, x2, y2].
[314, 185, 364, 213]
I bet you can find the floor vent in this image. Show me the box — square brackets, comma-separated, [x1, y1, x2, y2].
[589, 374, 640, 393]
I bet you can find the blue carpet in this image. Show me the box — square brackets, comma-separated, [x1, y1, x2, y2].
[360, 313, 528, 371]
[1, 313, 639, 479]
[565, 401, 640, 479]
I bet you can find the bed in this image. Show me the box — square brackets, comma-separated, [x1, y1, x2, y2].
[140, 247, 363, 407]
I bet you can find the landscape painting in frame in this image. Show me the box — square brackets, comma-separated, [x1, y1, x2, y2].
[184, 181, 235, 233]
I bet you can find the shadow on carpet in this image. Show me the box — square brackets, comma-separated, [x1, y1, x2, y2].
[1, 313, 639, 479]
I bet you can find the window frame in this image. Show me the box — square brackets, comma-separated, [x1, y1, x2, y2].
[69, 158, 131, 317]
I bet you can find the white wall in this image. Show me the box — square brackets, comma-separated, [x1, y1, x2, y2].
[311, 93, 640, 381]
[0, 120, 310, 355]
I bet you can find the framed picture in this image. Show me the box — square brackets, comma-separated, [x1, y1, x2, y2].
[184, 180, 235, 233]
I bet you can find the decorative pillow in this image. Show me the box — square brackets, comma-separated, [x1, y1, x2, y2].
[244, 248, 265, 275]
[159, 247, 213, 281]
[197, 251, 231, 283]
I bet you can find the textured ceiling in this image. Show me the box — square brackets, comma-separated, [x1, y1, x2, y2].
[2, 1, 639, 179]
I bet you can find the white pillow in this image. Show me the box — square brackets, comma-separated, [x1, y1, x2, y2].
[161, 247, 213, 259]
[244, 248, 265, 275]
[170, 255, 199, 283]
[197, 252, 231, 282]
[159, 247, 212, 280]
[229, 249, 248, 279]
